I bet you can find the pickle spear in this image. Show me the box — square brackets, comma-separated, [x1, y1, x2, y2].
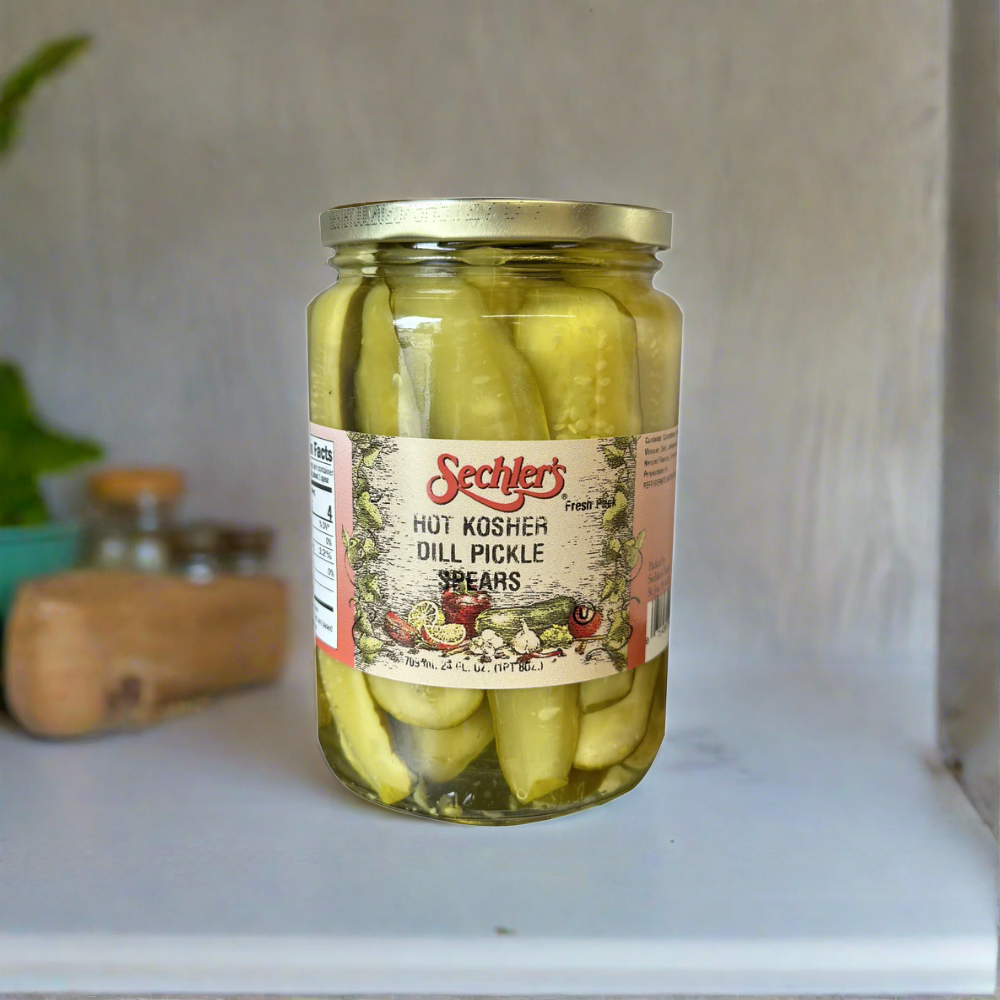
[307, 277, 366, 428]
[355, 282, 422, 437]
[317, 651, 413, 804]
[578, 670, 633, 713]
[367, 675, 483, 730]
[623, 657, 667, 772]
[394, 699, 494, 783]
[489, 684, 580, 802]
[513, 284, 642, 438]
[389, 278, 549, 439]
[573, 655, 661, 770]
[461, 246, 527, 324]
[568, 269, 682, 431]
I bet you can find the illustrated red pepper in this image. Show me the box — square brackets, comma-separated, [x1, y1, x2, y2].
[441, 584, 491, 636]
[384, 611, 419, 647]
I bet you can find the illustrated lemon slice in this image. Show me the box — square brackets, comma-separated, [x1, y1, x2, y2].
[408, 600, 445, 628]
[421, 623, 467, 650]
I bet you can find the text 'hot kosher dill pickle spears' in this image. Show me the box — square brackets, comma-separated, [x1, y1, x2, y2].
[513, 284, 643, 438]
[389, 279, 549, 440]
[310, 199, 680, 823]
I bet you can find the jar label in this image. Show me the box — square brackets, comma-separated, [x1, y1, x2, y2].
[309, 423, 677, 688]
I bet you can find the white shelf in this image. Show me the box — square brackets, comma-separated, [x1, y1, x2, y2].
[1, 652, 995, 996]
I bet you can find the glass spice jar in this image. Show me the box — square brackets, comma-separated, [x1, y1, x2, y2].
[86, 467, 184, 574]
[172, 521, 224, 583]
[307, 199, 681, 823]
[221, 525, 274, 576]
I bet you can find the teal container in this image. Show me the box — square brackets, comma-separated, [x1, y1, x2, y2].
[0, 522, 82, 617]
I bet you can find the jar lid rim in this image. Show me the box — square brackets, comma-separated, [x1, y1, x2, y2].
[319, 198, 672, 248]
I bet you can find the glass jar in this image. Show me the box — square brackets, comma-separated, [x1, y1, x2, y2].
[87, 468, 184, 573]
[172, 521, 224, 582]
[307, 199, 681, 824]
[221, 525, 274, 576]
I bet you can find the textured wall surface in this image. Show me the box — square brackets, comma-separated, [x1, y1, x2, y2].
[0, 1, 948, 682]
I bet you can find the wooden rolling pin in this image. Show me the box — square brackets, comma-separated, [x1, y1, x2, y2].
[4, 569, 286, 737]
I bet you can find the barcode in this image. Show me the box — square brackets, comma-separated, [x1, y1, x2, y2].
[646, 590, 670, 643]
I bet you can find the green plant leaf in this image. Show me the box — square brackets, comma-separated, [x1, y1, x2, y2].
[361, 444, 382, 468]
[603, 444, 626, 469]
[355, 490, 383, 533]
[0, 363, 103, 525]
[356, 634, 383, 664]
[605, 609, 633, 650]
[354, 606, 375, 638]
[600, 573, 628, 605]
[0, 472, 48, 525]
[602, 490, 629, 530]
[621, 537, 641, 569]
[0, 35, 91, 156]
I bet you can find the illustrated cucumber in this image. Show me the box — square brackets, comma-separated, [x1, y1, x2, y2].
[367, 675, 483, 730]
[512, 284, 642, 438]
[623, 656, 667, 772]
[317, 651, 414, 804]
[567, 269, 682, 432]
[474, 596, 575, 643]
[394, 699, 495, 783]
[488, 684, 580, 802]
[388, 278, 549, 440]
[573, 656, 661, 770]
[578, 670, 634, 713]
[307, 276, 367, 428]
[354, 282, 422, 437]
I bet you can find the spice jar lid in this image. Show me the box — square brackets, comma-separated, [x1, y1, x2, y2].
[320, 198, 672, 248]
[89, 467, 184, 504]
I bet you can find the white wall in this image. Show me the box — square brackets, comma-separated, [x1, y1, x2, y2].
[0, 1, 947, 673]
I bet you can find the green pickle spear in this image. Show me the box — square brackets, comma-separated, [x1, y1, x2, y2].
[387, 275, 578, 800]
[567, 266, 682, 431]
[573, 655, 662, 770]
[354, 282, 422, 437]
[367, 676, 483, 730]
[355, 279, 488, 737]
[579, 670, 633, 713]
[317, 651, 413, 805]
[307, 276, 366, 429]
[489, 684, 580, 802]
[513, 283, 643, 438]
[389, 278, 549, 439]
[311, 279, 419, 806]
[394, 700, 495, 783]
[623, 657, 667, 772]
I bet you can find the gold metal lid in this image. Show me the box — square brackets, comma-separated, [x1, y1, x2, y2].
[320, 199, 672, 248]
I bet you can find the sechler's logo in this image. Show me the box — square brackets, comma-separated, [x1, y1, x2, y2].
[428, 454, 566, 512]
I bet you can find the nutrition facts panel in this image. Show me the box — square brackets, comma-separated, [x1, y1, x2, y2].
[309, 434, 338, 648]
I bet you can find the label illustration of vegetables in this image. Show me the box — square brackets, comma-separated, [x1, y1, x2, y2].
[596, 437, 642, 670]
[341, 436, 389, 665]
